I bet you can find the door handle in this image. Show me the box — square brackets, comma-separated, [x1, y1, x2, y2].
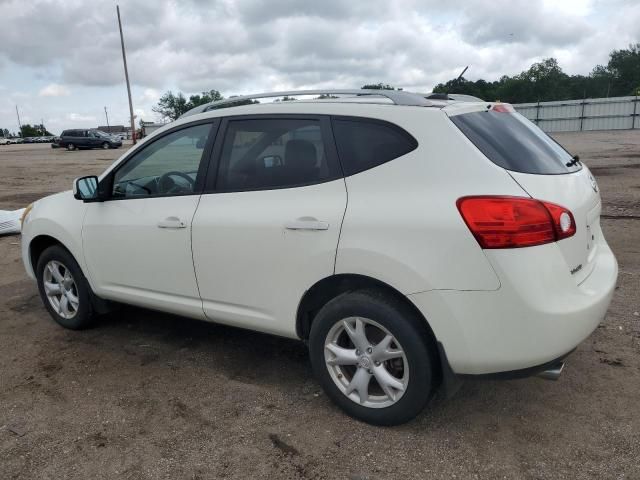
[284, 218, 329, 231]
[157, 216, 186, 229]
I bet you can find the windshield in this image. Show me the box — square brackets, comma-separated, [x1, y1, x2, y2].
[94, 130, 112, 138]
[450, 110, 581, 175]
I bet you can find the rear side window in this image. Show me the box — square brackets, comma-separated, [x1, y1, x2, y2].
[216, 118, 338, 191]
[450, 111, 580, 174]
[332, 118, 418, 176]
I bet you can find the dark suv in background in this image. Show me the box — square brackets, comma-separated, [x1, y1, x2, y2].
[59, 129, 122, 151]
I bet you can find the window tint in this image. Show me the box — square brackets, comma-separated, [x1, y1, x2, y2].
[332, 118, 418, 176]
[450, 111, 580, 174]
[112, 123, 211, 199]
[216, 119, 335, 190]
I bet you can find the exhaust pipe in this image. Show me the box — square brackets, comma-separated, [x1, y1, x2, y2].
[537, 362, 564, 381]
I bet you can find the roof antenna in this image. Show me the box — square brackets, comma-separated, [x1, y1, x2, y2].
[427, 66, 468, 101]
[450, 66, 469, 94]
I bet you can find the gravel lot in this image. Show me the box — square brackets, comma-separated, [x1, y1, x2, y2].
[1, 131, 639, 479]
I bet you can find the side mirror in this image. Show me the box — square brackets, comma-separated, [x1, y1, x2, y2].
[73, 175, 101, 202]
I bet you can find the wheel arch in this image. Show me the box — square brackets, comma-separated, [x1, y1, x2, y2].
[297, 273, 444, 385]
[29, 234, 69, 273]
[297, 274, 437, 343]
[29, 233, 114, 314]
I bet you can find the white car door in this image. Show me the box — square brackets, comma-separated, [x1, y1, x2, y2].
[82, 121, 218, 319]
[192, 116, 347, 338]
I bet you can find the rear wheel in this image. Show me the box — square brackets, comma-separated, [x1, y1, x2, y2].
[66, 143, 75, 151]
[36, 245, 96, 329]
[101, 142, 110, 149]
[309, 290, 435, 425]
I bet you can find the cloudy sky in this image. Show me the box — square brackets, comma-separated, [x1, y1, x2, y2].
[0, 0, 638, 134]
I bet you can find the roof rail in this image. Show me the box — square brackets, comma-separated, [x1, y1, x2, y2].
[180, 89, 433, 118]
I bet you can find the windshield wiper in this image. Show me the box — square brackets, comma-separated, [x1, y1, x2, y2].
[565, 155, 581, 167]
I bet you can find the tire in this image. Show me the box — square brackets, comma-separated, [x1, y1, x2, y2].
[35, 245, 96, 330]
[309, 290, 435, 426]
[66, 143, 75, 151]
[101, 142, 110, 149]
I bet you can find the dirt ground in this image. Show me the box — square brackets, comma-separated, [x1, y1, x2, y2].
[0, 131, 639, 479]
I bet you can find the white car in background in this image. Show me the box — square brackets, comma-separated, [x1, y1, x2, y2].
[20, 89, 617, 425]
[0, 138, 10, 145]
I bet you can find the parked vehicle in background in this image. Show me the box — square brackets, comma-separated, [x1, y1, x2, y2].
[0, 138, 10, 145]
[20, 89, 618, 425]
[58, 129, 122, 151]
[51, 137, 61, 148]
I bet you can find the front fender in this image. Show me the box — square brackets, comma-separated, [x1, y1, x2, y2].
[21, 191, 90, 284]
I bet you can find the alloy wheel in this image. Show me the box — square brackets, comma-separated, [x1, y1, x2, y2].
[43, 260, 79, 319]
[324, 317, 409, 408]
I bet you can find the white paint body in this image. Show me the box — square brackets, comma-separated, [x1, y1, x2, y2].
[21, 100, 617, 375]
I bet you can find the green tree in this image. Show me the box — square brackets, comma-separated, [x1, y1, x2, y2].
[362, 83, 397, 90]
[606, 43, 640, 96]
[153, 89, 224, 121]
[432, 45, 640, 103]
[152, 91, 190, 120]
[187, 89, 223, 107]
[20, 124, 53, 137]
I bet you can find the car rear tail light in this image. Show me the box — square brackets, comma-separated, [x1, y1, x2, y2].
[490, 103, 515, 113]
[456, 196, 576, 249]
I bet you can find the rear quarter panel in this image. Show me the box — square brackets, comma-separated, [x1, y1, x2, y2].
[335, 108, 527, 294]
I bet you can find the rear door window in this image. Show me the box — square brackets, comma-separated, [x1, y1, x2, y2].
[215, 118, 339, 191]
[331, 117, 418, 176]
[450, 110, 580, 174]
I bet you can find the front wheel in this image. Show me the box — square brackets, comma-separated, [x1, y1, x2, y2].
[36, 245, 97, 330]
[309, 290, 436, 426]
[101, 142, 110, 149]
[66, 143, 75, 151]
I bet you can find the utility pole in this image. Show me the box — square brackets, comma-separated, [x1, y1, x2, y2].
[104, 106, 110, 132]
[117, 5, 136, 144]
[15, 105, 22, 137]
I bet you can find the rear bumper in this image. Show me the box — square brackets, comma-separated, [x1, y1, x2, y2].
[409, 237, 617, 375]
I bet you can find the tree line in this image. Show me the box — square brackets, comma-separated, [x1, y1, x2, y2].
[432, 43, 640, 103]
[0, 124, 53, 138]
[151, 43, 639, 121]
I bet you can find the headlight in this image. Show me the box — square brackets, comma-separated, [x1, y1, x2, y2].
[20, 203, 34, 228]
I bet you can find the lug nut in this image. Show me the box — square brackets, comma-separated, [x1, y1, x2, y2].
[375, 361, 380, 366]
[366, 347, 372, 354]
[355, 350, 360, 355]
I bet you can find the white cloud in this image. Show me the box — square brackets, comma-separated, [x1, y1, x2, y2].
[67, 113, 96, 122]
[0, 0, 637, 132]
[39, 83, 71, 97]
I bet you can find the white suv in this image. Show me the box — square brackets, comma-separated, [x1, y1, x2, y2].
[20, 90, 617, 425]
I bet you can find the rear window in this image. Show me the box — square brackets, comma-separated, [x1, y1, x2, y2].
[332, 118, 418, 176]
[450, 110, 580, 174]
